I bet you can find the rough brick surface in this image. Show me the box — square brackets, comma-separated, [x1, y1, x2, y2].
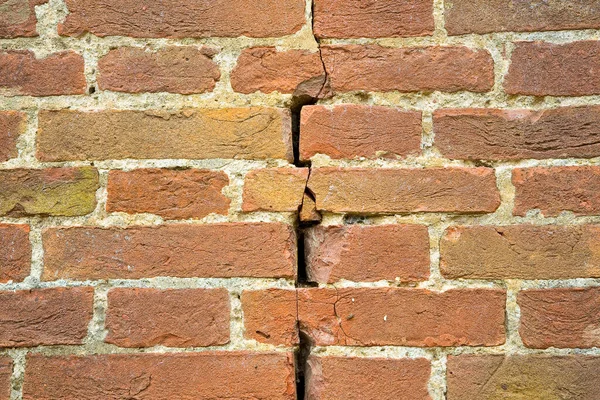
[0, 288, 93, 347]
[107, 169, 230, 220]
[106, 288, 230, 348]
[445, 0, 600, 35]
[23, 352, 296, 399]
[313, 0, 434, 39]
[0, 111, 25, 161]
[59, 0, 306, 38]
[97, 47, 221, 94]
[242, 168, 308, 212]
[300, 105, 422, 160]
[434, 107, 600, 160]
[307, 167, 500, 214]
[241, 289, 298, 346]
[0, 168, 99, 217]
[505, 41, 600, 96]
[0, 0, 48, 38]
[306, 356, 432, 400]
[0, 50, 86, 96]
[0, 224, 30, 283]
[231, 48, 326, 95]
[42, 223, 296, 280]
[322, 45, 494, 93]
[441, 225, 600, 280]
[37, 108, 292, 162]
[513, 167, 600, 216]
[298, 288, 506, 346]
[519, 288, 600, 349]
[305, 224, 430, 283]
[0, 358, 10, 400]
[447, 355, 600, 399]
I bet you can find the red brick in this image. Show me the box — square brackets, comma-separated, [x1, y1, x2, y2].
[305, 224, 430, 283]
[0, 111, 25, 161]
[0, 50, 85, 96]
[106, 288, 230, 348]
[0, 0, 48, 38]
[445, 0, 600, 35]
[505, 41, 600, 96]
[0, 224, 30, 283]
[0, 167, 99, 217]
[513, 167, 600, 216]
[447, 355, 600, 399]
[59, 0, 305, 38]
[23, 352, 296, 399]
[313, 0, 434, 39]
[242, 168, 308, 212]
[0, 358, 10, 400]
[322, 45, 494, 93]
[441, 225, 600, 280]
[300, 105, 422, 160]
[307, 356, 431, 400]
[43, 223, 296, 280]
[231, 48, 326, 95]
[307, 167, 500, 214]
[519, 288, 600, 349]
[97, 46, 220, 94]
[298, 288, 505, 346]
[0, 287, 93, 347]
[241, 289, 298, 346]
[37, 108, 292, 162]
[434, 107, 600, 160]
[107, 169, 230, 220]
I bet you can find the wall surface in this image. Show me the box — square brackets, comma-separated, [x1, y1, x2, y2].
[1, 0, 600, 399]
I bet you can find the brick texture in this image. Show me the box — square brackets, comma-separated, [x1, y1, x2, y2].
[241, 289, 298, 346]
[242, 168, 308, 212]
[107, 169, 230, 220]
[0, 224, 30, 283]
[0, 111, 26, 161]
[105, 288, 230, 348]
[0, 0, 48, 38]
[0, 358, 10, 400]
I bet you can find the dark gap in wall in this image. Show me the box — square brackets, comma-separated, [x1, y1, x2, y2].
[290, 95, 317, 168]
[295, 330, 313, 400]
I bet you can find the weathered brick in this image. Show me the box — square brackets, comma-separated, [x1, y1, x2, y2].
[298, 288, 505, 346]
[445, 0, 600, 35]
[313, 0, 434, 39]
[307, 167, 500, 214]
[519, 288, 600, 349]
[0, 288, 93, 347]
[107, 169, 230, 220]
[441, 225, 600, 280]
[37, 108, 292, 162]
[0, 168, 99, 217]
[59, 0, 305, 38]
[241, 289, 298, 346]
[434, 107, 600, 160]
[0, 50, 85, 96]
[513, 167, 600, 216]
[447, 355, 600, 399]
[307, 356, 431, 400]
[0, 111, 25, 161]
[97, 46, 220, 94]
[305, 224, 430, 283]
[23, 352, 296, 399]
[322, 45, 494, 93]
[242, 168, 308, 212]
[231, 48, 326, 95]
[43, 223, 296, 280]
[0, 0, 48, 38]
[300, 105, 422, 160]
[0, 358, 10, 400]
[299, 193, 321, 223]
[505, 41, 600, 96]
[106, 288, 230, 348]
[0, 224, 30, 283]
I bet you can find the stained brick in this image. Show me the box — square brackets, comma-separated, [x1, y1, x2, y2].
[0, 0, 48, 38]
[242, 168, 309, 212]
[0, 224, 31, 283]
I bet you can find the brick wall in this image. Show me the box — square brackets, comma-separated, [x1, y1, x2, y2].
[1, 0, 600, 399]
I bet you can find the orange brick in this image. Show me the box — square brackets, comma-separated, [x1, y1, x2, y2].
[242, 168, 309, 212]
[241, 289, 298, 346]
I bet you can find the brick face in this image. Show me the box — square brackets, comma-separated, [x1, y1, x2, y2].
[0, 0, 48, 38]
[0, 111, 26, 161]
[59, 0, 306, 38]
[37, 108, 293, 162]
[242, 168, 308, 212]
[241, 289, 298, 346]
[97, 47, 221, 94]
[0, 358, 10, 400]
[0, 224, 31, 283]
[42, 223, 296, 280]
[105, 288, 230, 348]
[23, 353, 296, 399]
